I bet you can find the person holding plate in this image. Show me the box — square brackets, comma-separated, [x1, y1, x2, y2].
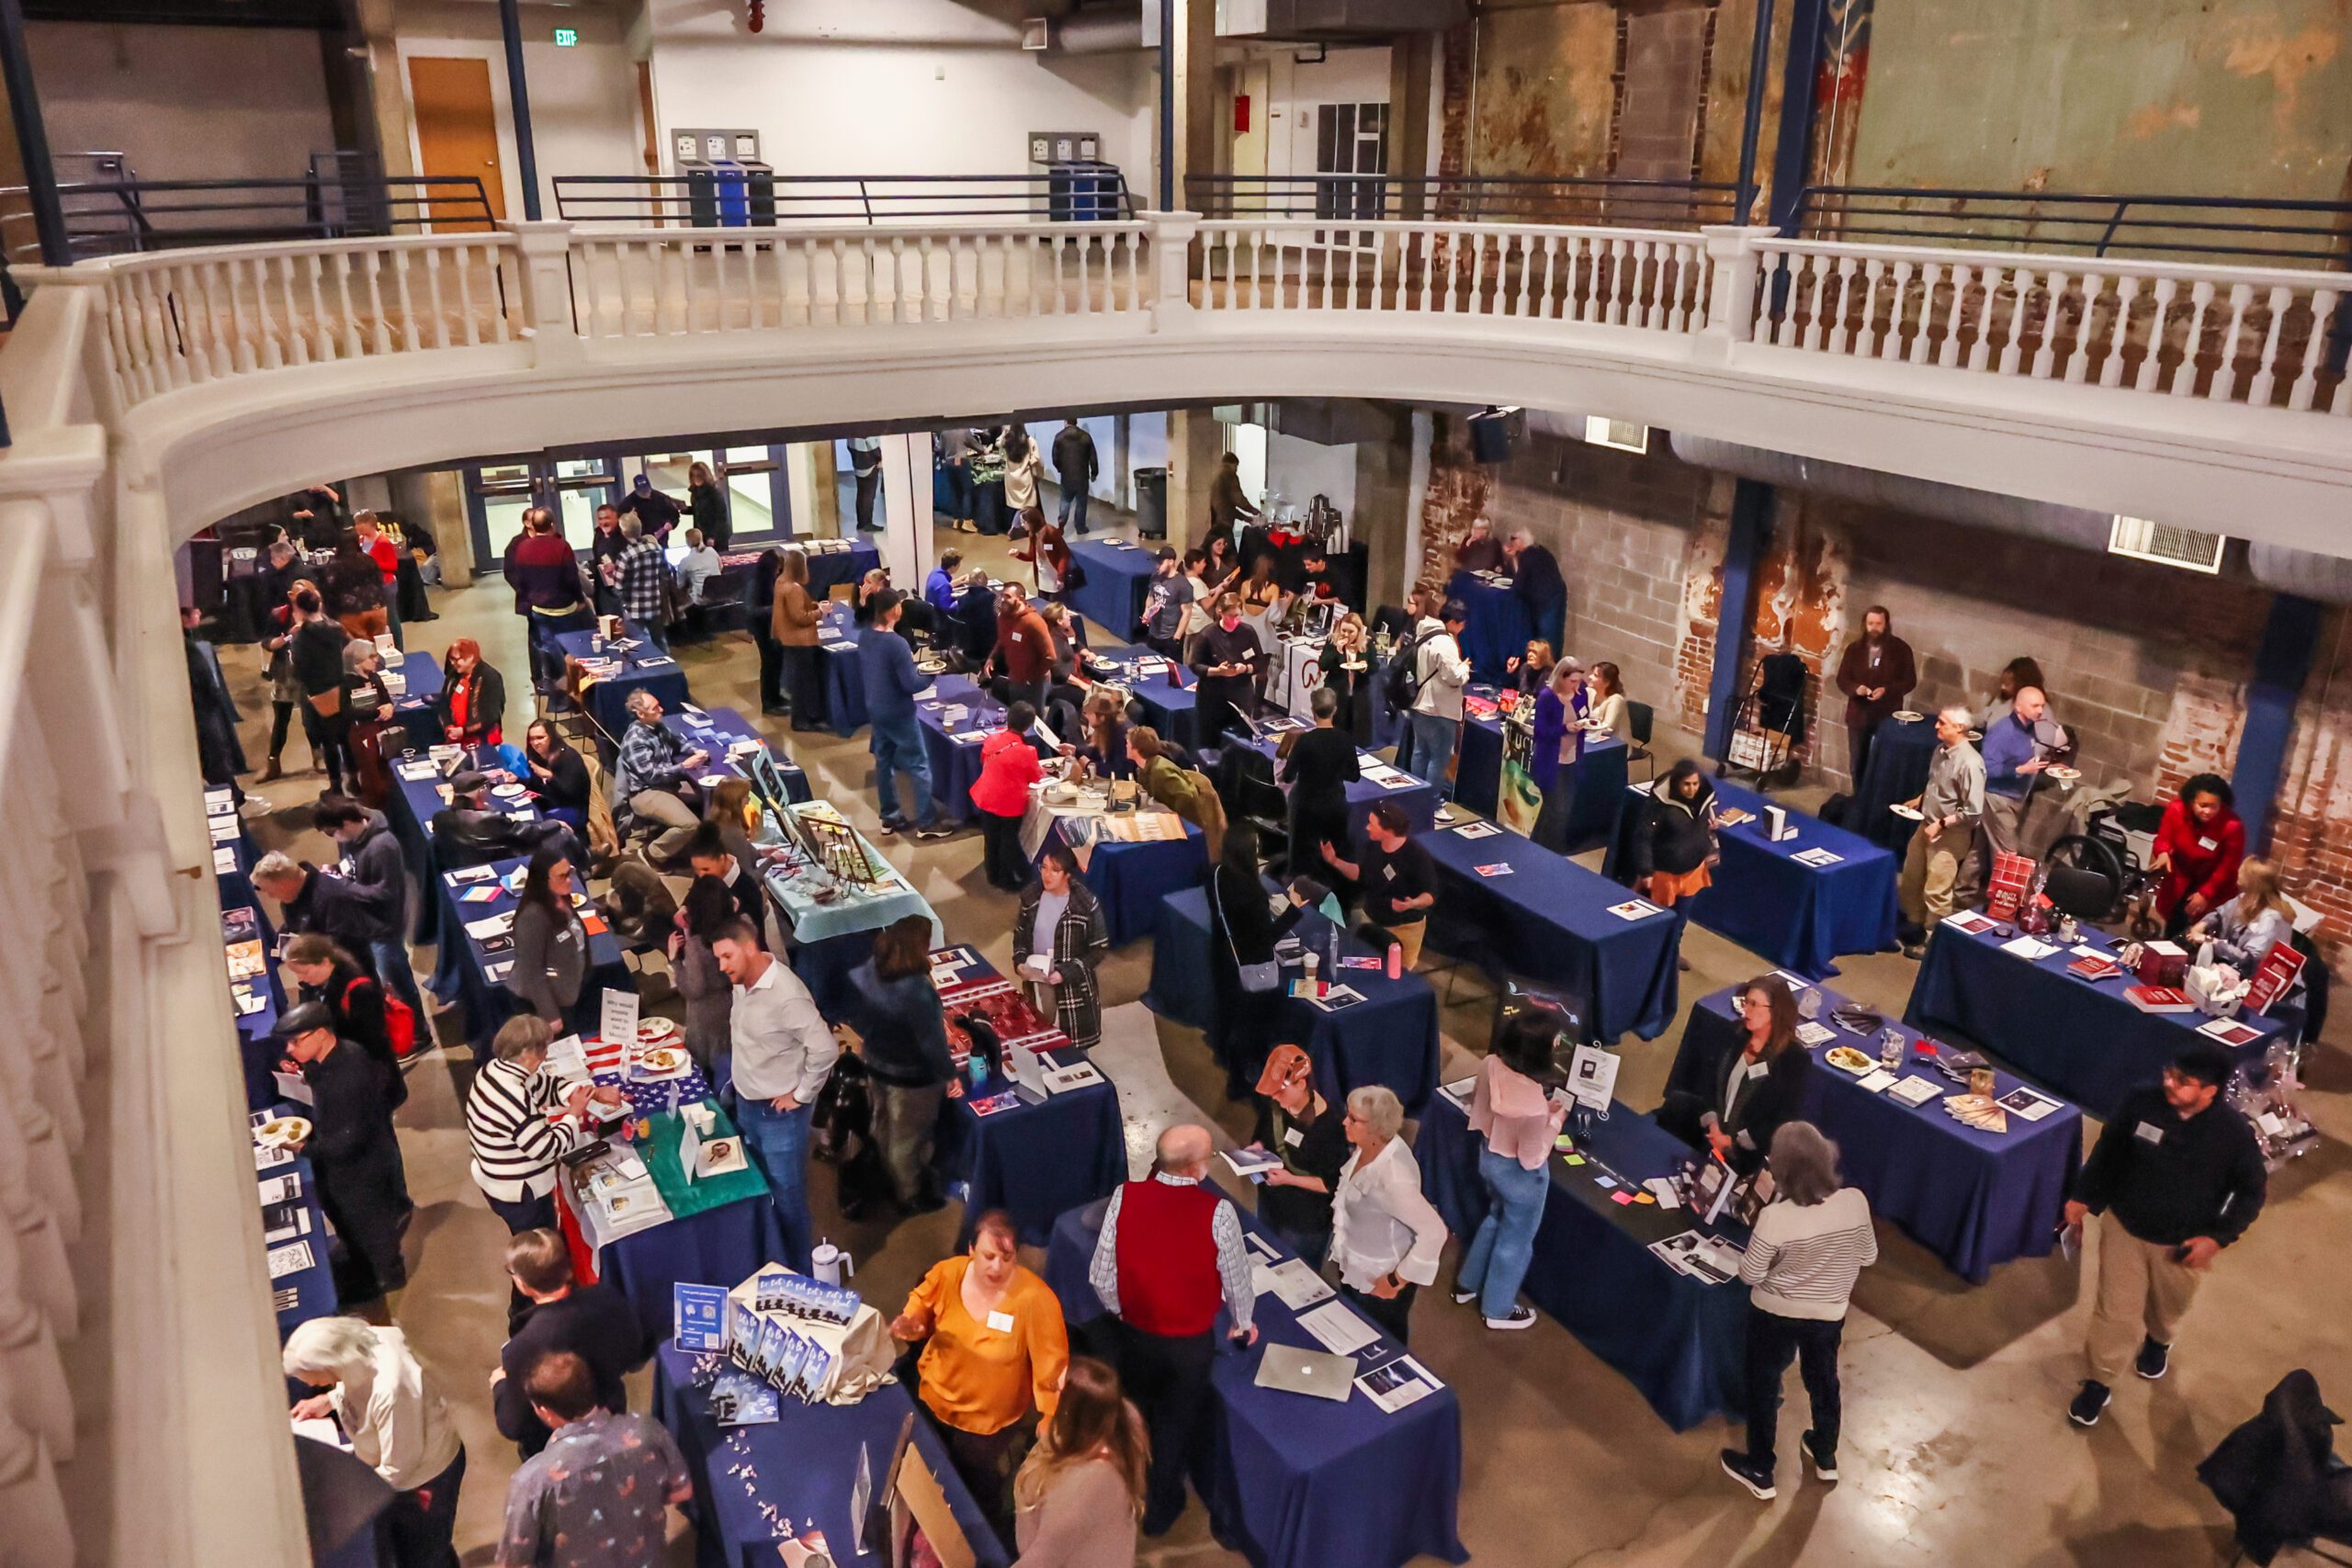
[1897, 705, 1986, 958]
[274, 1000, 410, 1303]
[1013, 845, 1111, 1049]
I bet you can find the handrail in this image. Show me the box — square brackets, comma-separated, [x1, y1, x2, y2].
[1188, 173, 1738, 227]
[1795, 185, 2352, 268]
[554, 168, 1136, 226]
[1752, 232, 2352, 294]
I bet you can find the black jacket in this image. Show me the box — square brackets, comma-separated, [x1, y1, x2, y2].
[2198, 1371, 2352, 1566]
[1631, 780, 1719, 880]
[321, 550, 385, 616]
[493, 1283, 648, 1456]
[689, 481, 731, 549]
[1052, 425, 1099, 483]
[437, 660, 506, 743]
[291, 619, 350, 698]
[1711, 1043, 1812, 1176]
[2078, 1085, 2267, 1248]
[298, 961, 405, 1109]
[430, 806, 531, 869]
[1510, 543, 1566, 611]
[335, 815, 407, 943]
[1209, 865, 1306, 971]
[281, 865, 376, 951]
[525, 746, 592, 816]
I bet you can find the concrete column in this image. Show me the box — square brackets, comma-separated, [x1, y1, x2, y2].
[1703, 479, 1774, 762]
[785, 442, 831, 540]
[876, 434, 935, 590]
[1352, 422, 1417, 610]
[1165, 408, 1225, 548]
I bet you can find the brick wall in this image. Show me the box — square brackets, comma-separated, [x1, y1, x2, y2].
[2268, 610, 2352, 945]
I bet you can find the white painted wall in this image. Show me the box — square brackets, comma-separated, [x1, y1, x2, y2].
[1265, 429, 1357, 519]
[1261, 44, 1391, 181]
[390, 0, 642, 220]
[642, 0, 1155, 190]
[28, 22, 335, 184]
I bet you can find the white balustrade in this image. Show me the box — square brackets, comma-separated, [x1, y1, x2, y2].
[1749, 237, 2350, 415]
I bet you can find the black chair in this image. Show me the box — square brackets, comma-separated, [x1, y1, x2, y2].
[1626, 700, 1657, 783]
[2042, 863, 2117, 922]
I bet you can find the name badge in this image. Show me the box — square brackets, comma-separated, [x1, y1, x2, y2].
[2134, 1122, 2165, 1145]
[1011, 631, 1023, 643]
[985, 1310, 1016, 1334]
[1283, 1126, 1306, 1149]
[1382, 864, 1396, 882]
[2197, 836, 2218, 852]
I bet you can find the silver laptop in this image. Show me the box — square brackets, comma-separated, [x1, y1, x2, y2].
[1253, 1346, 1357, 1402]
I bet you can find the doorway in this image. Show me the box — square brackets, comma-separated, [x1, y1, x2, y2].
[407, 56, 507, 231]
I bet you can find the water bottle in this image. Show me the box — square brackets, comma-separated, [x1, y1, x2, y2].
[1385, 941, 1402, 981]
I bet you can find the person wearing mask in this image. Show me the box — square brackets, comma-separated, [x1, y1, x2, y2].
[492, 1234, 648, 1458]
[1582, 660, 1631, 743]
[1014, 844, 1113, 1050]
[2152, 773, 2246, 937]
[1404, 599, 1472, 796]
[1834, 605, 1917, 787]
[972, 700, 1046, 891]
[667, 876, 739, 1082]
[339, 639, 395, 807]
[891, 1211, 1072, 1542]
[673, 526, 724, 612]
[494, 1351, 689, 1568]
[587, 503, 628, 617]
[273, 1002, 410, 1301]
[770, 547, 825, 731]
[1720, 1122, 1878, 1501]
[288, 587, 354, 795]
[1280, 687, 1360, 885]
[1527, 657, 1589, 853]
[614, 689, 708, 863]
[616, 472, 681, 543]
[1629, 760, 1723, 919]
[284, 1317, 465, 1568]
[1503, 638, 1555, 699]
[1453, 518, 1504, 575]
[253, 850, 376, 960]
[612, 517, 672, 649]
[927, 547, 970, 617]
[503, 508, 593, 686]
[256, 566, 315, 783]
[1657, 975, 1814, 1178]
[1010, 1356, 1148, 1568]
[466, 1015, 611, 1234]
[847, 916, 959, 1213]
[1087, 1123, 1258, 1537]
[1014, 505, 1072, 603]
[311, 797, 424, 1022]
[1190, 592, 1264, 747]
[847, 434, 885, 530]
[714, 920, 840, 1270]
[1328, 1084, 1449, 1345]
[862, 592, 953, 840]
[1318, 614, 1374, 744]
[516, 719, 591, 836]
[2188, 855, 2295, 978]
[1204, 824, 1308, 1098]
[1980, 682, 2074, 866]
[1453, 1010, 1567, 1331]
[508, 846, 594, 1033]
[2064, 1045, 2266, 1427]
[1898, 706, 1987, 957]
[435, 638, 505, 749]
[1206, 451, 1260, 552]
[1320, 801, 1437, 968]
[988, 582, 1056, 717]
[1052, 417, 1100, 536]
[1501, 527, 1566, 653]
[1249, 1043, 1349, 1269]
[281, 933, 405, 1107]
[687, 460, 731, 550]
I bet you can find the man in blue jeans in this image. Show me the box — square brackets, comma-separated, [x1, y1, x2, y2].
[714, 922, 840, 1271]
[314, 798, 431, 1018]
[861, 590, 955, 840]
[1404, 598, 1472, 798]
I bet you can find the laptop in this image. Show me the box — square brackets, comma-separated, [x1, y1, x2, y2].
[1252, 1346, 1357, 1403]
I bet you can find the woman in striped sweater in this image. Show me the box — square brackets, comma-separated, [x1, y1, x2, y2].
[1721, 1121, 1878, 1502]
[465, 1015, 620, 1234]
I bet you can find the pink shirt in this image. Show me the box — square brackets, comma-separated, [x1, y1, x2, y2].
[1468, 1054, 1566, 1170]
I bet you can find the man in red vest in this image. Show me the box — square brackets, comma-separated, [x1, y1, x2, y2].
[1087, 1122, 1258, 1535]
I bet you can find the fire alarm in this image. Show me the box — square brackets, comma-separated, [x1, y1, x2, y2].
[746, 0, 764, 31]
[1235, 94, 1250, 133]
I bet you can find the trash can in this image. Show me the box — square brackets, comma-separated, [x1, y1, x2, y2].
[740, 159, 775, 226]
[1133, 466, 1168, 540]
[680, 159, 722, 228]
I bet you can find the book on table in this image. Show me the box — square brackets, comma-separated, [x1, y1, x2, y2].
[2124, 985, 2197, 1014]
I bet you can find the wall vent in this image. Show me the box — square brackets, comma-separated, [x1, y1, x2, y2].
[2109, 514, 2225, 574]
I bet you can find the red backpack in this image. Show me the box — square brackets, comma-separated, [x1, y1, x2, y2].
[346, 976, 420, 1060]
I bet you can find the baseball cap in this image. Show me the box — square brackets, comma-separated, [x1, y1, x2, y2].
[1254, 1043, 1313, 1097]
[449, 770, 492, 795]
[271, 1000, 334, 1040]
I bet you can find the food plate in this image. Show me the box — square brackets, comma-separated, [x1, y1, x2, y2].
[636, 1017, 682, 1045]
[2048, 766, 2081, 781]
[492, 783, 530, 798]
[1893, 710, 1924, 723]
[634, 1046, 689, 1078]
[1825, 1046, 1876, 1074]
[256, 1115, 312, 1148]
[1888, 803, 1925, 821]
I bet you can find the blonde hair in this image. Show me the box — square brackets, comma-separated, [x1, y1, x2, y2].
[2238, 856, 2290, 920]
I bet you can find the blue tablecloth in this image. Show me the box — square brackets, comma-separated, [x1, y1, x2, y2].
[260, 1149, 339, 1335]
[1905, 919, 2288, 1118]
[806, 540, 880, 597]
[1674, 986, 2083, 1282]
[814, 604, 869, 737]
[596, 1189, 790, 1354]
[654, 1342, 1009, 1568]
[1145, 888, 1442, 1112]
[1131, 677, 1200, 752]
[1047, 815, 1208, 948]
[913, 674, 1005, 824]
[1445, 570, 1531, 684]
[1844, 713, 1939, 852]
[1604, 779, 1900, 981]
[434, 855, 634, 1055]
[380, 652, 446, 753]
[1420, 821, 1681, 1041]
[1045, 1204, 1466, 1568]
[665, 705, 813, 807]
[1454, 701, 1628, 851]
[1419, 1091, 1749, 1431]
[552, 620, 694, 739]
[382, 746, 541, 947]
[1067, 537, 1161, 641]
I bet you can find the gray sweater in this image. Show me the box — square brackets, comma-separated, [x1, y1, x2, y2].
[1014, 1458, 1136, 1568]
[509, 899, 587, 1024]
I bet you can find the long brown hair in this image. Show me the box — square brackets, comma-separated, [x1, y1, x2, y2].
[707, 776, 756, 833]
[1012, 1356, 1148, 1517]
[1739, 975, 1799, 1059]
[871, 914, 933, 981]
[1589, 660, 1623, 699]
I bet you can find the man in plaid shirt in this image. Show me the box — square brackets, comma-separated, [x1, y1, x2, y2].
[616, 689, 706, 863]
[615, 516, 672, 649]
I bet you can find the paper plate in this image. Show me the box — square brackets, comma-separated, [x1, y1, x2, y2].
[1888, 803, 1925, 821]
[256, 1115, 312, 1148]
[1893, 710, 1924, 723]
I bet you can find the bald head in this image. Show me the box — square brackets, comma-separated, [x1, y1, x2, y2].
[1154, 1123, 1213, 1178]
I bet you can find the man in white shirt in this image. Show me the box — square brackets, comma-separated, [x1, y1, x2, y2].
[1404, 598, 1473, 798]
[714, 921, 840, 1269]
[673, 527, 724, 607]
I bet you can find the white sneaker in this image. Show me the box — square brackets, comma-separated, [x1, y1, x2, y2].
[1450, 1288, 1478, 1305]
[1483, 1306, 1537, 1331]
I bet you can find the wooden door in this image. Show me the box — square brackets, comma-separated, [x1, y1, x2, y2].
[407, 56, 505, 231]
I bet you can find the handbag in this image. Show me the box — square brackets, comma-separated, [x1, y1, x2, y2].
[305, 684, 343, 717]
[1210, 872, 1281, 994]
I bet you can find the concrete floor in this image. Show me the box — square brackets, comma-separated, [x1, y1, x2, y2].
[218, 499, 2352, 1568]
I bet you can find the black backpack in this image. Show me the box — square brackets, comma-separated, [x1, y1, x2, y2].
[1383, 630, 1425, 713]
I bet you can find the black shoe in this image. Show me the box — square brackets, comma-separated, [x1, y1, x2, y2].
[2135, 1338, 2170, 1381]
[1719, 1450, 1776, 1500]
[1902, 942, 1926, 960]
[2068, 1380, 2111, 1427]
[1802, 1431, 1838, 1482]
[1483, 1306, 1537, 1331]
[763, 704, 791, 717]
[914, 823, 954, 841]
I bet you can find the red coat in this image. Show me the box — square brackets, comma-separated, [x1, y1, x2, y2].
[969, 728, 1042, 818]
[2154, 798, 2245, 919]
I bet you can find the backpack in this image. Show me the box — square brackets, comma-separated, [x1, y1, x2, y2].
[1383, 629, 1426, 714]
[346, 975, 420, 1060]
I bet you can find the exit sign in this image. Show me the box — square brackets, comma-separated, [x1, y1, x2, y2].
[552, 26, 579, 45]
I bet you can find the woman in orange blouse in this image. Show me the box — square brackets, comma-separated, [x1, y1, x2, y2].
[891, 1209, 1070, 1544]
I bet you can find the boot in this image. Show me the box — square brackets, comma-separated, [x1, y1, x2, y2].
[259, 757, 284, 783]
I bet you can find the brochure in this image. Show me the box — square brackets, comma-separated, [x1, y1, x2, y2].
[1566, 1043, 1620, 1112]
[1356, 1356, 1442, 1415]
[1886, 1075, 1943, 1108]
[1996, 1085, 2065, 1122]
[674, 1283, 731, 1352]
[1606, 899, 1664, 922]
[1297, 1300, 1382, 1356]
[1256, 1258, 1336, 1312]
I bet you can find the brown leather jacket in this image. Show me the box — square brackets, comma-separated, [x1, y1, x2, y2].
[772, 579, 821, 648]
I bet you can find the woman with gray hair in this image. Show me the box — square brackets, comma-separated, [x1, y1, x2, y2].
[338, 637, 395, 805]
[1720, 1121, 1878, 1502]
[1327, 1084, 1449, 1346]
[284, 1315, 467, 1568]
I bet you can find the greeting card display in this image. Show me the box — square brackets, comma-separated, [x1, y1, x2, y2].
[1985, 852, 2038, 923]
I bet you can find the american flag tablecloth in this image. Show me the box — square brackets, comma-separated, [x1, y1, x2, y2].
[579, 1032, 714, 1120]
[929, 946, 1071, 1064]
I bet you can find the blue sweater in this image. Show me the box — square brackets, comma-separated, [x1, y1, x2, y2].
[1981, 711, 2039, 798]
[861, 626, 927, 725]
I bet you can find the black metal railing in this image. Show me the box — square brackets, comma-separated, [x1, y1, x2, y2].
[0, 173, 497, 263]
[1186, 174, 1740, 229]
[1791, 186, 2352, 269]
[552, 167, 1136, 227]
